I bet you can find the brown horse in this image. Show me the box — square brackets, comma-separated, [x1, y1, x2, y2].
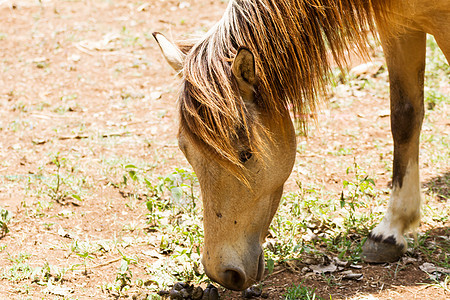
[154, 0, 449, 291]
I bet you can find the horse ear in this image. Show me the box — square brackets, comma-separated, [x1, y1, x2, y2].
[231, 48, 256, 101]
[153, 32, 185, 73]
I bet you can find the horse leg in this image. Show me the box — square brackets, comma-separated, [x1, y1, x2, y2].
[362, 28, 426, 263]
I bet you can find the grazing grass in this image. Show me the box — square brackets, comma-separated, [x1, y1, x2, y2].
[0, 207, 11, 237]
[284, 282, 324, 300]
[142, 168, 206, 290]
[265, 162, 384, 269]
[2, 253, 33, 282]
[25, 152, 87, 205]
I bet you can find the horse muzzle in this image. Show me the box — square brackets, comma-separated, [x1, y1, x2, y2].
[202, 246, 265, 291]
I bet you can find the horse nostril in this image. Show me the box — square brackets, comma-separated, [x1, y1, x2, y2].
[222, 268, 246, 290]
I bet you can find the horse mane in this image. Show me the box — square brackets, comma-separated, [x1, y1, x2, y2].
[178, 0, 393, 174]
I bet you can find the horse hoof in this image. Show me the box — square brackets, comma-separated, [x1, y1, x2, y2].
[361, 234, 406, 263]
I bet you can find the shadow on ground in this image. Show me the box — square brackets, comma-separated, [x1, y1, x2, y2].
[424, 172, 450, 201]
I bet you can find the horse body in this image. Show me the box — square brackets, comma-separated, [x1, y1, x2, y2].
[154, 0, 449, 291]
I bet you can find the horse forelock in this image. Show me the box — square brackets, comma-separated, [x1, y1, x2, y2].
[177, 0, 394, 177]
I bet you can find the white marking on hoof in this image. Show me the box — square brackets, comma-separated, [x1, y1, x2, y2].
[371, 161, 421, 247]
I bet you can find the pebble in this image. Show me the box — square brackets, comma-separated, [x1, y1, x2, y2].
[160, 282, 219, 300]
[132, 292, 148, 300]
[192, 286, 204, 300]
[157, 290, 169, 296]
[242, 286, 262, 298]
[169, 289, 183, 300]
[173, 282, 188, 290]
[202, 284, 219, 300]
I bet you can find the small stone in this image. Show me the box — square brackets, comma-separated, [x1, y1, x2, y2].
[242, 286, 262, 298]
[157, 290, 169, 296]
[169, 289, 183, 300]
[173, 282, 187, 291]
[180, 289, 191, 299]
[180, 289, 190, 298]
[209, 288, 219, 300]
[132, 292, 148, 300]
[192, 287, 204, 300]
[202, 284, 219, 300]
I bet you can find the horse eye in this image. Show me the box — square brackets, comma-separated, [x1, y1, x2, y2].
[239, 151, 252, 163]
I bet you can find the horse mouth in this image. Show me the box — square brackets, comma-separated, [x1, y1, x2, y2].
[256, 251, 265, 282]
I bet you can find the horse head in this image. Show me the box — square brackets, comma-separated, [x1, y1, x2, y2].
[154, 33, 297, 290]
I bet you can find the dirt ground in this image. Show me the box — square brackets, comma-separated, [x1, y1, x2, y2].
[0, 0, 448, 299]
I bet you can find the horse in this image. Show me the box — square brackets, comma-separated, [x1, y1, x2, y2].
[153, 0, 449, 291]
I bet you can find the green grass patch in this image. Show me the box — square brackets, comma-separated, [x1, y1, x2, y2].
[284, 282, 324, 300]
[266, 163, 384, 267]
[0, 207, 12, 237]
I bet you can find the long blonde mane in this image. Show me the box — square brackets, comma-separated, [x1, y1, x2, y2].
[179, 0, 392, 170]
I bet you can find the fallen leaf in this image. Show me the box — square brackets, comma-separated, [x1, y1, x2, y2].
[401, 257, 418, 264]
[68, 54, 81, 62]
[350, 264, 363, 269]
[341, 270, 363, 280]
[142, 249, 162, 259]
[59, 209, 72, 217]
[43, 283, 73, 297]
[57, 227, 76, 239]
[137, 3, 149, 11]
[333, 257, 349, 267]
[150, 91, 163, 101]
[419, 262, 450, 274]
[310, 263, 337, 274]
[377, 109, 390, 118]
[179, 2, 190, 9]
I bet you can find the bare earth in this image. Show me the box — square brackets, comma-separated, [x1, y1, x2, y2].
[0, 0, 448, 299]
